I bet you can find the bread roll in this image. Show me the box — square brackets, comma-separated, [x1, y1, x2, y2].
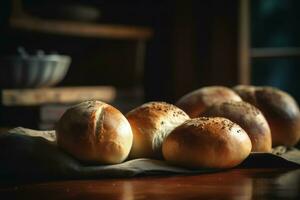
[126, 102, 190, 159]
[234, 85, 300, 147]
[232, 85, 257, 105]
[176, 86, 242, 118]
[162, 117, 252, 169]
[56, 100, 133, 164]
[202, 101, 272, 152]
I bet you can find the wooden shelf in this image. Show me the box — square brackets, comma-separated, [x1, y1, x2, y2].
[251, 47, 300, 59]
[10, 17, 153, 40]
[1, 86, 116, 106]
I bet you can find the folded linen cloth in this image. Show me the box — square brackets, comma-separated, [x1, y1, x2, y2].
[0, 127, 299, 184]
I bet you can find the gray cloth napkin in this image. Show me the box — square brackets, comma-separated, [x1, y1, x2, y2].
[0, 127, 299, 184]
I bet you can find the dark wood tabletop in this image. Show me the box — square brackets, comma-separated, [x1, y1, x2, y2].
[1, 168, 300, 199]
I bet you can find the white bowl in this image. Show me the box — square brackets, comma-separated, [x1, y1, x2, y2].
[0, 54, 71, 88]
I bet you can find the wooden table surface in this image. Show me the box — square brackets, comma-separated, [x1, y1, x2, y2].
[1, 168, 299, 199]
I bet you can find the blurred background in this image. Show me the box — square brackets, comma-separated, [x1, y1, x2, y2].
[0, 0, 300, 130]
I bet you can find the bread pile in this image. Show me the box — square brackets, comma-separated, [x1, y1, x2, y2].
[55, 85, 300, 169]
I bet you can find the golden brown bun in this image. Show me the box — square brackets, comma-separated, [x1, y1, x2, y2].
[126, 102, 190, 159]
[56, 100, 133, 164]
[162, 117, 252, 169]
[233, 85, 300, 147]
[202, 101, 272, 152]
[176, 86, 242, 118]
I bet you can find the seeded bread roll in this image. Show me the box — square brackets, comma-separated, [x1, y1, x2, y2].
[176, 86, 242, 118]
[162, 117, 252, 169]
[202, 101, 272, 152]
[126, 102, 190, 159]
[56, 100, 133, 164]
[234, 85, 300, 147]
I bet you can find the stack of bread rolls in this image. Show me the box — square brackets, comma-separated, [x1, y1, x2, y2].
[55, 85, 300, 169]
